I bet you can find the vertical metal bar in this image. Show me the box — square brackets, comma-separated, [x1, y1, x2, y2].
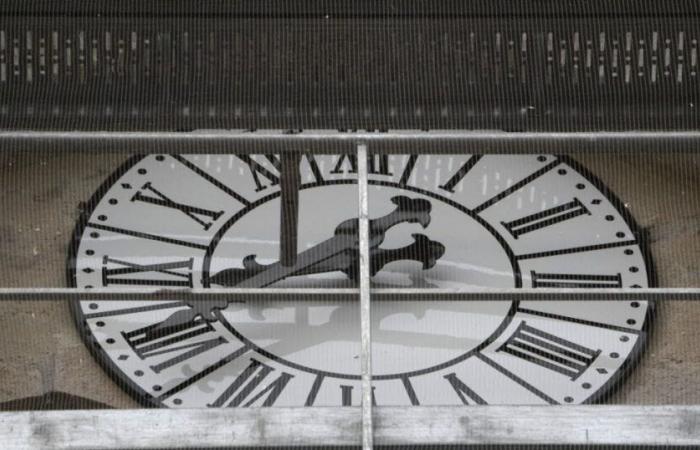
[279, 153, 301, 266]
[356, 143, 373, 449]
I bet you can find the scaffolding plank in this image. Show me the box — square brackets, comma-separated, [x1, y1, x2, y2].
[2, 406, 700, 448]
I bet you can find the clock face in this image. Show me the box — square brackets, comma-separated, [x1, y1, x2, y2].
[69, 153, 653, 407]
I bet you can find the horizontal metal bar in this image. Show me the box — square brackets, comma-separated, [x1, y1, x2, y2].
[0, 288, 697, 301]
[2, 405, 700, 448]
[2, 130, 700, 154]
[2, 0, 697, 17]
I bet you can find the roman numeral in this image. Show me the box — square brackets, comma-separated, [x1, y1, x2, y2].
[498, 321, 601, 380]
[531, 271, 623, 288]
[476, 353, 557, 404]
[330, 154, 356, 175]
[87, 223, 208, 250]
[473, 159, 560, 214]
[340, 385, 353, 406]
[122, 318, 226, 373]
[237, 154, 325, 192]
[438, 155, 483, 193]
[401, 377, 420, 405]
[131, 182, 223, 230]
[330, 154, 393, 176]
[517, 307, 642, 334]
[501, 198, 590, 238]
[302, 154, 325, 183]
[156, 345, 254, 401]
[102, 256, 193, 287]
[209, 359, 294, 407]
[304, 374, 324, 406]
[340, 385, 377, 406]
[398, 155, 418, 186]
[172, 155, 252, 207]
[516, 240, 638, 260]
[237, 154, 281, 192]
[369, 153, 393, 176]
[84, 301, 186, 319]
[443, 373, 487, 405]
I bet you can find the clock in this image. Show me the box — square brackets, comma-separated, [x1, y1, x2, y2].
[68, 153, 653, 407]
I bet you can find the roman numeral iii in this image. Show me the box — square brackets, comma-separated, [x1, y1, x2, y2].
[498, 322, 601, 380]
[501, 198, 590, 238]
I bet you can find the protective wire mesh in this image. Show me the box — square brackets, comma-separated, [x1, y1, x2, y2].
[0, 149, 698, 414]
[1, 2, 700, 448]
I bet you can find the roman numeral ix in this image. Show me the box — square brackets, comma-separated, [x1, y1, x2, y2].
[438, 155, 483, 193]
[102, 256, 193, 287]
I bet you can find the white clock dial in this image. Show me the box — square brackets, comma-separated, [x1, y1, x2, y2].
[70, 153, 652, 407]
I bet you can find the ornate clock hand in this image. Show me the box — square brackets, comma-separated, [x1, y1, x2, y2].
[210, 233, 356, 288]
[366, 233, 445, 278]
[210, 195, 433, 287]
[210, 233, 445, 282]
[333, 195, 432, 248]
[150, 237, 356, 333]
[296, 233, 445, 280]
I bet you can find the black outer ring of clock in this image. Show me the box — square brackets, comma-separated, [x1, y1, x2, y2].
[66, 153, 656, 408]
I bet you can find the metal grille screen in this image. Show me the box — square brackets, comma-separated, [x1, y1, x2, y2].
[1, 2, 700, 448]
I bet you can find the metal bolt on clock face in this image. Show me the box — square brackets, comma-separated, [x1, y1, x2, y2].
[69, 153, 652, 407]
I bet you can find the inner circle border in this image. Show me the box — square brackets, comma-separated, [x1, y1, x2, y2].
[202, 177, 520, 380]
